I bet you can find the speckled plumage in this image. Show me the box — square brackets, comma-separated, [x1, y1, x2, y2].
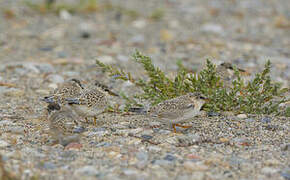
[216, 62, 248, 88]
[42, 79, 84, 105]
[148, 93, 206, 132]
[48, 103, 84, 146]
[66, 86, 108, 125]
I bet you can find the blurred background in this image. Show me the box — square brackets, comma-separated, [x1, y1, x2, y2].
[0, 0, 289, 87]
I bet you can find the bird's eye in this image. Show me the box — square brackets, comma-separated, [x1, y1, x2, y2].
[199, 96, 206, 100]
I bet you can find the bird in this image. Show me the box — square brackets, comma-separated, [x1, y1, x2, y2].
[95, 80, 119, 97]
[65, 86, 109, 126]
[41, 78, 84, 105]
[131, 93, 207, 133]
[47, 102, 85, 147]
[216, 62, 249, 88]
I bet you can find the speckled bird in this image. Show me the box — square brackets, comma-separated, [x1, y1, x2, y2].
[65, 86, 108, 125]
[216, 62, 249, 88]
[41, 78, 84, 105]
[147, 93, 207, 132]
[47, 103, 85, 147]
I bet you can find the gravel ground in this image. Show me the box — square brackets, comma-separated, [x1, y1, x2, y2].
[0, 0, 289, 179]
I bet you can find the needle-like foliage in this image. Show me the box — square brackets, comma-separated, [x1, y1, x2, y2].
[96, 50, 289, 115]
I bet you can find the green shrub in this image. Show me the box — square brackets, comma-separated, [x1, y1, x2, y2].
[97, 50, 288, 115]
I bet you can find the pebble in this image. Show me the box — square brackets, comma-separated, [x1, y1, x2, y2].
[97, 55, 115, 64]
[35, 63, 55, 73]
[75, 166, 99, 176]
[43, 162, 56, 169]
[132, 19, 147, 29]
[280, 168, 290, 180]
[207, 111, 220, 117]
[129, 35, 145, 45]
[147, 146, 162, 152]
[3, 88, 25, 97]
[117, 55, 129, 63]
[201, 23, 224, 35]
[245, 118, 255, 123]
[164, 154, 176, 161]
[261, 167, 278, 175]
[183, 161, 208, 171]
[141, 135, 153, 141]
[261, 117, 272, 123]
[62, 71, 80, 77]
[237, 114, 247, 119]
[0, 140, 10, 147]
[57, 51, 67, 58]
[152, 159, 173, 166]
[136, 151, 149, 161]
[47, 74, 64, 84]
[59, 9, 71, 20]
[281, 143, 290, 151]
[123, 168, 138, 176]
[7, 126, 25, 134]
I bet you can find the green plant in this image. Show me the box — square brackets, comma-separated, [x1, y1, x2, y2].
[25, 0, 99, 14]
[285, 107, 290, 117]
[149, 8, 165, 21]
[96, 51, 288, 115]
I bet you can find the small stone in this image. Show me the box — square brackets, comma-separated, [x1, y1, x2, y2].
[152, 159, 172, 166]
[141, 135, 153, 140]
[183, 161, 208, 171]
[160, 29, 173, 42]
[261, 167, 278, 175]
[75, 166, 99, 176]
[35, 89, 50, 95]
[281, 143, 290, 151]
[47, 74, 64, 84]
[207, 111, 220, 117]
[232, 137, 250, 147]
[36, 63, 55, 73]
[4, 89, 25, 97]
[245, 118, 255, 123]
[39, 46, 53, 51]
[81, 32, 90, 39]
[280, 168, 290, 180]
[261, 117, 272, 123]
[164, 154, 176, 161]
[123, 169, 138, 176]
[237, 114, 247, 119]
[117, 55, 129, 63]
[59, 9, 71, 20]
[132, 19, 147, 28]
[43, 162, 56, 169]
[129, 35, 145, 45]
[48, 83, 58, 89]
[136, 151, 149, 161]
[57, 51, 67, 58]
[0, 140, 10, 147]
[97, 55, 115, 64]
[201, 23, 224, 35]
[219, 137, 230, 143]
[8, 126, 25, 134]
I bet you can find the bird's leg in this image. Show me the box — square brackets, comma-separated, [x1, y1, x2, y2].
[85, 117, 89, 123]
[173, 124, 192, 133]
[175, 124, 192, 129]
[172, 124, 177, 133]
[93, 116, 97, 126]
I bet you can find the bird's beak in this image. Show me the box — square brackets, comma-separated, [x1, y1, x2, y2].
[65, 98, 81, 105]
[40, 96, 55, 103]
